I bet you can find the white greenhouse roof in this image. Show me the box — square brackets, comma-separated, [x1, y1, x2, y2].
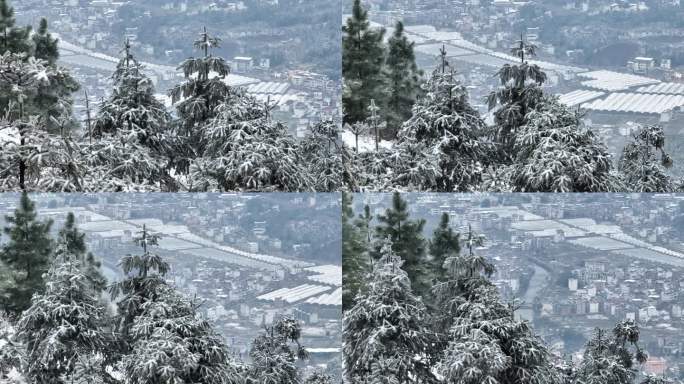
[568, 236, 634, 251]
[582, 92, 684, 114]
[305, 287, 342, 306]
[634, 82, 684, 95]
[305, 265, 342, 286]
[558, 90, 606, 107]
[257, 284, 331, 303]
[578, 70, 660, 91]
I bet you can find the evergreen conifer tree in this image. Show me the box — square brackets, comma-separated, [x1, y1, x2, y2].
[341, 193, 369, 310]
[428, 212, 460, 284]
[0, 192, 53, 314]
[573, 321, 648, 384]
[111, 225, 241, 383]
[169, 27, 231, 171]
[343, 240, 436, 384]
[384, 21, 422, 138]
[85, 40, 172, 191]
[57, 212, 107, 294]
[487, 35, 546, 161]
[372, 192, 430, 296]
[435, 227, 556, 384]
[17, 237, 109, 384]
[395, 64, 489, 191]
[618, 124, 674, 192]
[93, 39, 171, 151]
[188, 91, 309, 192]
[342, 0, 386, 125]
[248, 316, 309, 384]
[509, 98, 618, 192]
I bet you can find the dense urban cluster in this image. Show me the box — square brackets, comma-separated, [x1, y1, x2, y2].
[0, 193, 336, 384]
[342, 192, 684, 384]
[342, 0, 684, 192]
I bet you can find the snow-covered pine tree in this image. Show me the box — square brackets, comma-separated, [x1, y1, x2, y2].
[301, 120, 345, 192]
[0, 50, 82, 191]
[0, 192, 53, 314]
[372, 192, 431, 296]
[29, 17, 80, 134]
[122, 283, 242, 384]
[640, 375, 678, 384]
[488, 35, 546, 161]
[169, 27, 230, 172]
[110, 225, 242, 384]
[384, 21, 423, 138]
[247, 316, 308, 384]
[573, 321, 648, 384]
[17, 236, 109, 384]
[109, 225, 168, 351]
[343, 239, 436, 384]
[304, 371, 333, 384]
[92, 39, 171, 152]
[508, 98, 619, 192]
[0, 313, 25, 382]
[58, 212, 107, 293]
[395, 65, 489, 191]
[618, 124, 674, 192]
[434, 226, 557, 384]
[341, 193, 369, 310]
[342, 0, 386, 126]
[0, 0, 31, 56]
[188, 90, 309, 191]
[82, 40, 173, 191]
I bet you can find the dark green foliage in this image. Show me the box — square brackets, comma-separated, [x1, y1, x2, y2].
[373, 192, 429, 296]
[341, 193, 369, 310]
[342, 0, 386, 125]
[428, 212, 460, 283]
[58, 213, 107, 294]
[0, 192, 53, 314]
[384, 21, 422, 138]
[31, 18, 58, 65]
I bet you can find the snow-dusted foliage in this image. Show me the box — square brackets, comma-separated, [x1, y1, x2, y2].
[304, 371, 333, 384]
[507, 97, 620, 192]
[301, 120, 346, 192]
[487, 36, 546, 159]
[110, 226, 242, 384]
[17, 239, 109, 384]
[618, 124, 675, 192]
[394, 68, 489, 191]
[122, 283, 242, 384]
[431, 227, 556, 384]
[0, 314, 25, 383]
[187, 90, 310, 191]
[169, 27, 232, 171]
[248, 316, 309, 384]
[573, 321, 648, 384]
[93, 40, 171, 149]
[344, 240, 436, 384]
[0, 17, 343, 192]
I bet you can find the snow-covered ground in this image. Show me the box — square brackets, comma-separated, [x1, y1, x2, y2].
[341, 129, 393, 153]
